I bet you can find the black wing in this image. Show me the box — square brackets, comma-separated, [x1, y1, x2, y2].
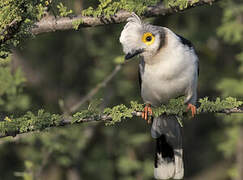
[175, 33, 193, 48]
[198, 63, 199, 77]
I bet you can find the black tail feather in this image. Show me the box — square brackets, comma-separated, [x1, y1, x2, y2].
[154, 134, 175, 168]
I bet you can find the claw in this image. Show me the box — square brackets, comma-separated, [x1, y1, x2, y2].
[142, 104, 153, 124]
[187, 104, 197, 117]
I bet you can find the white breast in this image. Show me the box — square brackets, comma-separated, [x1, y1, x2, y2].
[140, 31, 198, 106]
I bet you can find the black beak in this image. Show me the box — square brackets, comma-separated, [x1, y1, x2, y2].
[125, 49, 144, 60]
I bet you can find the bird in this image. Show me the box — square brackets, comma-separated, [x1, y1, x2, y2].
[119, 13, 199, 179]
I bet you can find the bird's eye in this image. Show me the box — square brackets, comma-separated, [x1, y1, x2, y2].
[142, 32, 155, 45]
[146, 36, 152, 41]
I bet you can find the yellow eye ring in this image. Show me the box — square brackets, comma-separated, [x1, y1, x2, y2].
[142, 32, 155, 45]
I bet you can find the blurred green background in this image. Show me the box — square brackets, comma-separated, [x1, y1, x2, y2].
[0, 0, 243, 179]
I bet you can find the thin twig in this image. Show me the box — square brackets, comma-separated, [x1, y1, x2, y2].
[34, 149, 52, 179]
[0, 19, 18, 36]
[68, 62, 126, 113]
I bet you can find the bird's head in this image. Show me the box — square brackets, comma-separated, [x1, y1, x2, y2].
[119, 13, 165, 61]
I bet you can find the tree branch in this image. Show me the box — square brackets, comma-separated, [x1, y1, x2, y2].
[219, 107, 243, 114]
[0, 107, 242, 139]
[0, 19, 23, 50]
[0, 0, 221, 52]
[32, 0, 221, 35]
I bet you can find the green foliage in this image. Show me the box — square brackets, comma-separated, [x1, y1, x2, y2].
[105, 97, 243, 126]
[57, 3, 73, 17]
[104, 98, 185, 126]
[0, 110, 62, 137]
[153, 97, 185, 117]
[118, 156, 141, 174]
[217, 1, 243, 44]
[217, 126, 239, 158]
[164, 0, 188, 10]
[216, 1, 243, 178]
[117, 153, 153, 179]
[0, 56, 30, 111]
[14, 161, 34, 180]
[104, 104, 134, 125]
[82, 0, 159, 18]
[236, 52, 243, 74]
[198, 97, 243, 113]
[36, 3, 48, 20]
[81, 0, 202, 19]
[72, 99, 102, 123]
[163, 0, 200, 10]
[216, 3, 243, 97]
[0, 0, 50, 56]
[227, 165, 238, 179]
[130, 100, 144, 111]
[72, 19, 83, 30]
[128, 133, 150, 147]
[72, 0, 161, 29]
[217, 78, 243, 97]
[0, 96, 242, 137]
[114, 55, 124, 64]
[1, 1, 243, 179]
[0, 0, 204, 56]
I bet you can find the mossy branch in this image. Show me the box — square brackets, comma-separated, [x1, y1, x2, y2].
[0, 97, 242, 139]
[0, 0, 221, 57]
[32, 0, 221, 34]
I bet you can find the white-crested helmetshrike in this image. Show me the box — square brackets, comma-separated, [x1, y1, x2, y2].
[120, 13, 199, 179]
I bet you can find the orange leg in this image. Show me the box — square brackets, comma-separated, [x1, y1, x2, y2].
[187, 103, 197, 117]
[142, 104, 153, 124]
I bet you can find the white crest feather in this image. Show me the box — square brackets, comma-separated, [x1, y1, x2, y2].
[119, 13, 143, 54]
[126, 13, 142, 25]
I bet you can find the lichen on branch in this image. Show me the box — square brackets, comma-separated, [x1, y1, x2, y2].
[0, 97, 242, 139]
[0, 0, 221, 57]
[81, 0, 160, 18]
[0, 0, 50, 57]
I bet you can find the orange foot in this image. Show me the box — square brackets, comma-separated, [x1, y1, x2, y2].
[142, 104, 153, 124]
[187, 103, 197, 117]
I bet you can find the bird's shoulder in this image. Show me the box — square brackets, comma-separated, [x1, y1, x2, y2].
[175, 33, 194, 48]
[163, 28, 194, 49]
[176, 34, 199, 77]
[168, 30, 199, 76]
[163, 28, 200, 77]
